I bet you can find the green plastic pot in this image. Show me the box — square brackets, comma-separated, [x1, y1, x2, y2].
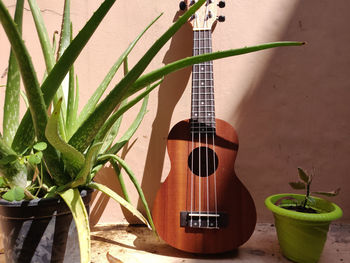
[265, 194, 342, 263]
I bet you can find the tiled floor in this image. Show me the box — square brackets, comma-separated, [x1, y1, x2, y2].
[90, 223, 350, 263]
[0, 223, 348, 262]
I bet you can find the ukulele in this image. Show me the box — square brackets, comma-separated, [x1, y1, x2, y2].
[152, 0, 257, 254]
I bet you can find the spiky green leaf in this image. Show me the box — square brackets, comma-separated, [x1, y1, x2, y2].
[88, 182, 150, 228]
[3, 0, 24, 145]
[59, 188, 90, 263]
[107, 86, 151, 155]
[97, 154, 155, 231]
[76, 13, 162, 130]
[128, 41, 305, 97]
[45, 98, 84, 177]
[70, 143, 102, 188]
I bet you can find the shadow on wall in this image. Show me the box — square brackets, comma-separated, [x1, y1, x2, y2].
[232, 0, 350, 223]
[136, 12, 193, 217]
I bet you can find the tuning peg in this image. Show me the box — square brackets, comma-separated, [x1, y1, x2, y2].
[179, 1, 187, 10]
[218, 1, 226, 8]
[217, 15, 225, 22]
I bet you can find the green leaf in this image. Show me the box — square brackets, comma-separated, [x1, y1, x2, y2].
[99, 98, 128, 154]
[297, 167, 310, 183]
[59, 188, 90, 263]
[0, 0, 48, 142]
[93, 80, 162, 148]
[107, 85, 151, 155]
[29, 0, 68, 124]
[70, 143, 102, 188]
[28, 154, 42, 166]
[76, 13, 162, 131]
[2, 186, 25, 201]
[128, 41, 305, 97]
[2, 0, 24, 146]
[313, 188, 341, 197]
[88, 182, 151, 228]
[33, 142, 47, 151]
[45, 98, 85, 177]
[289, 181, 306, 190]
[97, 154, 155, 231]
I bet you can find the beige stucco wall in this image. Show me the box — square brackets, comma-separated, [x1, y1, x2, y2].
[0, 0, 349, 226]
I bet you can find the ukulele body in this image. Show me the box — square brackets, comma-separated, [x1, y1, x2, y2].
[152, 118, 257, 254]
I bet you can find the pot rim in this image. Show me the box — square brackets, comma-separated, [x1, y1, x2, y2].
[265, 193, 343, 222]
[0, 188, 92, 207]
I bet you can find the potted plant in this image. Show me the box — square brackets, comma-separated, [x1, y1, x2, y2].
[0, 0, 303, 262]
[265, 168, 343, 263]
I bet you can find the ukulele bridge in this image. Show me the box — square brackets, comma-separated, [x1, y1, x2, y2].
[180, 211, 227, 229]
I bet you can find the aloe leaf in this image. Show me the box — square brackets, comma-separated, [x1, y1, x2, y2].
[94, 79, 162, 147]
[59, 188, 90, 263]
[97, 154, 155, 231]
[289, 181, 306, 190]
[3, 0, 24, 145]
[12, 0, 118, 153]
[70, 143, 102, 188]
[297, 167, 310, 183]
[69, 0, 207, 152]
[111, 160, 130, 202]
[28, 0, 67, 141]
[77, 13, 162, 131]
[99, 99, 128, 154]
[0, 0, 46, 140]
[88, 182, 151, 228]
[128, 41, 305, 96]
[45, 98, 84, 177]
[107, 86, 150, 155]
[66, 65, 76, 138]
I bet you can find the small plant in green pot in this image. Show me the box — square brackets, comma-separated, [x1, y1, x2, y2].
[265, 168, 342, 263]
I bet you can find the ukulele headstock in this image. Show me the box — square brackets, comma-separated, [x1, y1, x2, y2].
[179, 0, 225, 30]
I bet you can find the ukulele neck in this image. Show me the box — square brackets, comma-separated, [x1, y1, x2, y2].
[191, 29, 216, 134]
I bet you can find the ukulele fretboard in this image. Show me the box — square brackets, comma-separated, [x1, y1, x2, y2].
[191, 29, 216, 134]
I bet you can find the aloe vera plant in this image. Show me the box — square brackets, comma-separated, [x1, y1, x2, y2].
[0, 0, 303, 262]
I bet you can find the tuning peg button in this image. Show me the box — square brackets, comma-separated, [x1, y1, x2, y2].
[179, 1, 187, 10]
[217, 15, 225, 22]
[218, 1, 226, 8]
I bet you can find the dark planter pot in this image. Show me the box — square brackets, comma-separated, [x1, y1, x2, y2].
[0, 189, 92, 263]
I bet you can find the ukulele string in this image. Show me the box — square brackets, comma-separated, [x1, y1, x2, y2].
[204, 2, 211, 228]
[204, 29, 210, 227]
[198, 28, 202, 228]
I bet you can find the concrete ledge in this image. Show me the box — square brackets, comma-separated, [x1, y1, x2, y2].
[90, 223, 350, 263]
[0, 223, 348, 262]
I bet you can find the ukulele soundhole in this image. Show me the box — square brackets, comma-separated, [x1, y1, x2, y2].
[188, 147, 219, 177]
